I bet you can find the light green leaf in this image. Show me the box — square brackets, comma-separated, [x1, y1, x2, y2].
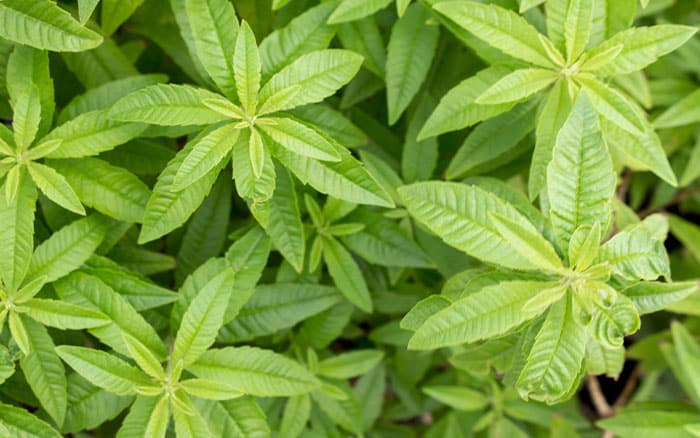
[6, 46, 54, 138]
[27, 162, 85, 215]
[49, 158, 151, 223]
[398, 182, 538, 270]
[0, 170, 37, 290]
[122, 334, 165, 382]
[476, 68, 558, 105]
[669, 214, 700, 264]
[323, 235, 372, 312]
[77, 0, 99, 24]
[418, 66, 515, 140]
[116, 396, 159, 438]
[433, 1, 559, 67]
[337, 16, 386, 77]
[179, 378, 241, 400]
[26, 214, 109, 284]
[328, 0, 393, 24]
[139, 130, 226, 243]
[586, 25, 697, 77]
[586, 338, 624, 377]
[312, 382, 364, 435]
[196, 397, 270, 438]
[144, 396, 169, 438]
[21, 298, 108, 330]
[422, 385, 489, 411]
[547, 93, 615, 251]
[234, 21, 261, 115]
[172, 392, 209, 437]
[56, 346, 154, 396]
[386, 3, 439, 124]
[409, 281, 555, 350]
[590, 294, 641, 348]
[563, 0, 593, 62]
[189, 346, 321, 396]
[490, 212, 563, 273]
[516, 294, 586, 403]
[624, 281, 698, 315]
[671, 322, 700, 400]
[186, 0, 238, 99]
[654, 88, 700, 129]
[219, 283, 341, 342]
[280, 394, 311, 438]
[109, 84, 230, 126]
[62, 374, 132, 434]
[19, 318, 67, 426]
[598, 405, 700, 438]
[318, 350, 384, 379]
[101, 0, 144, 35]
[12, 84, 42, 151]
[0, 402, 62, 438]
[0, 0, 103, 51]
[173, 123, 238, 192]
[232, 129, 276, 202]
[578, 75, 645, 135]
[172, 268, 235, 367]
[260, 117, 341, 162]
[42, 109, 147, 159]
[258, 49, 363, 112]
[598, 227, 670, 281]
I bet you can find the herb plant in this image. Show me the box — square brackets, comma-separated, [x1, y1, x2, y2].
[0, 0, 699, 437]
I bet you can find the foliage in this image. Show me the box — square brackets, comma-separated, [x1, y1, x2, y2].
[0, 0, 699, 436]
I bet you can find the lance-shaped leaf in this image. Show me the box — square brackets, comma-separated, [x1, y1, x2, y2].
[328, 0, 393, 24]
[408, 281, 556, 350]
[179, 378, 241, 400]
[232, 129, 276, 202]
[189, 346, 320, 396]
[598, 405, 700, 438]
[598, 227, 670, 281]
[562, 0, 593, 62]
[259, 117, 341, 162]
[49, 158, 152, 223]
[586, 25, 697, 77]
[55, 272, 168, 360]
[669, 214, 700, 264]
[12, 84, 42, 151]
[418, 66, 515, 140]
[0, 170, 37, 290]
[0, 0, 103, 52]
[144, 396, 169, 438]
[172, 268, 235, 367]
[623, 281, 698, 315]
[234, 22, 261, 115]
[186, 0, 238, 99]
[280, 394, 311, 438]
[196, 397, 270, 437]
[398, 182, 538, 270]
[62, 374, 133, 434]
[476, 68, 558, 105]
[490, 213, 563, 273]
[547, 94, 615, 251]
[586, 338, 624, 377]
[26, 162, 85, 215]
[109, 84, 230, 126]
[317, 350, 384, 379]
[19, 318, 67, 426]
[422, 386, 489, 411]
[323, 235, 373, 312]
[173, 123, 238, 192]
[577, 75, 645, 135]
[26, 214, 109, 284]
[671, 322, 700, 400]
[0, 402, 62, 437]
[43, 110, 147, 159]
[258, 49, 363, 112]
[172, 392, 209, 437]
[20, 298, 108, 330]
[139, 129, 226, 243]
[6, 46, 55, 138]
[386, 3, 439, 124]
[516, 294, 586, 403]
[56, 346, 154, 396]
[654, 88, 700, 129]
[433, 1, 559, 68]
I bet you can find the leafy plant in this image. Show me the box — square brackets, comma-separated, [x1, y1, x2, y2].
[0, 0, 699, 436]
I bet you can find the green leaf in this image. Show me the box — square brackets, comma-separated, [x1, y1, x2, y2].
[386, 3, 439, 124]
[328, 0, 393, 24]
[179, 378, 241, 400]
[77, 0, 99, 24]
[586, 25, 697, 77]
[422, 385, 489, 411]
[0, 402, 62, 438]
[280, 394, 311, 438]
[144, 396, 169, 438]
[562, 0, 593, 62]
[516, 294, 586, 403]
[196, 397, 270, 437]
[433, 1, 560, 68]
[0, 0, 103, 51]
[27, 162, 85, 215]
[654, 88, 700, 129]
[317, 350, 384, 379]
[398, 182, 538, 270]
[219, 283, 341, 342]
[172, 392, 209, 437]
[109, 84, 230, 126]
[56, 346, 154, 396]
[489, 212, 563, 273]
[122, 334, 165, 382]
[311, 381, 364, 434]
[224, 226, 271, 320]
[101, 0, 144, 35]
[116, 396, 159, 438]
[598, 404, 700, 438]
[173, 123, 238, 192]
[6, 46, 54, 138]
[12, 84, 42, 151]
[260, 117, 341, 162]
[409, 281, 555, 350]
[418, 66, 515, 140]
[671, 322, 700, 400]
[590, 294, 641, 348]
[668, 214, 700, 265]
[49, 158, 151, 223]
[19, 318, 67, 426]
[623, 281, 698, 315]
[323, 235, 372, 312]
[139, 130, 225, 243]
[185, 0, 239, 99]
[577, 75, 645, 135]
[20, 298, 108, 330]
[598, 227, 670, 281]
[586, 338, 624, 377]
[0, 169, 37, 290]
[189, 346, 320, 396]
[62, 374, 132, 434]
[42, 110, 147, 159]
[272, 139, 393, 207]
[172, 268, 235, 367]
[546, 93, 615, 251]
[337, 16, 386, 77]
[234, 21, 261, 115]
[258, 49, 363, 112]
[476, 68, 558, 105]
